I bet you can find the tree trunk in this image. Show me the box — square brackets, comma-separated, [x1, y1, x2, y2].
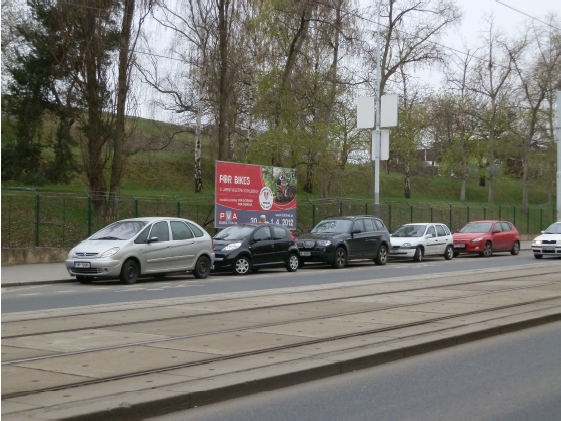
[217, 0, 230, 161]
[109, 0, 136, 214]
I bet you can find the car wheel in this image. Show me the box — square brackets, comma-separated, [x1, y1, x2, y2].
[77, 276, 92, 284]
[444, 245, 454, 260]
[413, 246, 423, 262]
[453, 252, 459, 258]
[331, 247, 347, 269]
[375, 244, 388, 265]
[120, 259, 139, 284]
[193, 256, 211, 279]
[480, 242, 493, 257]
[534, 254, 543, 259]
[286, 253, 299, 272]
[510, 241, 520, 255]
[233, 256, 251, 275]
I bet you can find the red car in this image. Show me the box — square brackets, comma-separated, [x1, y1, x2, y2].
[452, 220, 520, 257]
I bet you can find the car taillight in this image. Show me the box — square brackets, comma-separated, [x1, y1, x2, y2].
[290, 232, 296, 244]
[212, 238, 215, 249]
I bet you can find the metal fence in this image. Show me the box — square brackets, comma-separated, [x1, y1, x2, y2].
[1, 188, 557, 248]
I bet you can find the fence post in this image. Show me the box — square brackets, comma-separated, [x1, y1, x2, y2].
[174, 195, 181, 217]
[308, 199, 316, 227]
[526, 206, 530, 234]
[426, 203, 433, 222]
[406, 201, 413, 223]
[85, 190, 92, 237]
[62, 198, 66, 248]
[510, 203, 516, 226]
[445, 200, 452, 229]
[34, 189, 40, 247]
[462, 201, 469, 224]
[384, 200, 392, 231]
[131, 193, 138, 217]
[480, 204, 486, 220]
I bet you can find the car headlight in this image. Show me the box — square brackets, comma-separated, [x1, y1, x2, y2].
[534, 240, 542, 245]
[68, 249, 75, 258]
[471, 237, 483, 243]
[316, 240, 331, 247]
[223, 242, 242, 251]
[401, 243, 411, 248]
[100, 247, 120, 257]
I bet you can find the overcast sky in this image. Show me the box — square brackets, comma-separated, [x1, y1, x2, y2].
[456, 0, 560, 47]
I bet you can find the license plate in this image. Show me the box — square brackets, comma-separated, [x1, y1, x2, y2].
[543, 247, 555, 251]
[453, 244, 466, 249]
[300, 251, 311, 257]
[74, 262, 90, 268]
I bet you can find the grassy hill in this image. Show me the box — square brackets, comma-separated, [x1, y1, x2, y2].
[1, 115, 555, 206]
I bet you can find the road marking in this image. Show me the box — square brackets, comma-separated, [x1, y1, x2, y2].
[20, 293, 42, 296]
[1, 285, 48, 294]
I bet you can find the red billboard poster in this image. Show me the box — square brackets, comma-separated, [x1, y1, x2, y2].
[215, 161, 297, 229]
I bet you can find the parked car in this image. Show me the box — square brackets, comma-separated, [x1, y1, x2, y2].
[389, 223, 454, 262]
[66, 217, 215, 284]
[531, 222, 561, 259]
[296, 215, 391, 268]
[212, 223, 300, 275]
[452, 220, 520, 257]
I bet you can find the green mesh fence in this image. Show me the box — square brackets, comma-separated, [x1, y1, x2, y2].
[1, 188, 557, 248]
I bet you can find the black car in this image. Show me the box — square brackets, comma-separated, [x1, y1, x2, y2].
[296, 215, 391, 268]
[212, 223, 300, 275]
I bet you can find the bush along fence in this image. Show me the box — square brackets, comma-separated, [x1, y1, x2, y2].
[1, 188, 557, 248]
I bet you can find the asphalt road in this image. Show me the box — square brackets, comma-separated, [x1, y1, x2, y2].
[150, 320, 561, 421]
[1, 250, 552, 313]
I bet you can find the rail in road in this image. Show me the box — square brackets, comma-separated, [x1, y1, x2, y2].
[2, 262, 561, 420]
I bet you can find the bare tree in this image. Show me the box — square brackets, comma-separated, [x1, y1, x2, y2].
[507, 22, 561, 211]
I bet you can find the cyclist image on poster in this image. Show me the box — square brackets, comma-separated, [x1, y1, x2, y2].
[273, 168, 297, 204]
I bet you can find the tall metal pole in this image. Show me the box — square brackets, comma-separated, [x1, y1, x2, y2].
[555, 91, 561, 222]
[373, 0, 382, 217]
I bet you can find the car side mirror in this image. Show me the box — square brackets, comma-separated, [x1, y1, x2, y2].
[493, 229, 500, 234]
[147, 237, 158, 243]
[425, 234, 434, 238]
[454, 229, 459, 233]
[352, 229, 361, 234]
[541, 230, 545, 234]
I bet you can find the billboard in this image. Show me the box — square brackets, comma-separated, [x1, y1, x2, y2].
[215, 161, 297, 229]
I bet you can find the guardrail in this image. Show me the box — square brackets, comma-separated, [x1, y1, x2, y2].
[1, 188, 557, 248]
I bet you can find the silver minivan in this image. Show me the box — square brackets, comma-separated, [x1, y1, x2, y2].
[66, 217, 215, 284]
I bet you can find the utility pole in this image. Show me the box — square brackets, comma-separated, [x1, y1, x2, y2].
[373, 0, 382, 218]
[555, 91, 561, 222]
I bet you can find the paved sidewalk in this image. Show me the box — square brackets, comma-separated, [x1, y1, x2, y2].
[1, 241, 535, 287]
[2, 261, 560, 420]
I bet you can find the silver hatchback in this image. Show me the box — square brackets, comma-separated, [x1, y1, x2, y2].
[66, 217, 215, 284]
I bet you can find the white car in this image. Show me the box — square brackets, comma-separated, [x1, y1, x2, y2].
[389, 223, 454, 262]
[531, 222, 561, 259]
[66, 217, 215, 284]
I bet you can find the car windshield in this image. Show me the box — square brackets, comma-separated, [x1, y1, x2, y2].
[214, 225, 254, 240]
[311, 220, 352, 234]
[543, 223, 561, 234]
[459, 222, 492, 233]
[393, 225, 426, 237]
[91, 220, 148, 240]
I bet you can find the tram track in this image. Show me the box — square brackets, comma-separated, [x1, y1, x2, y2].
[3, 266, 560, 340]
[2, 268, 560, 401]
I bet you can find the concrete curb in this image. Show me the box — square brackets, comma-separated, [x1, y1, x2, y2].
[2, 279, 76, 288]
[44, 310, 561, 421]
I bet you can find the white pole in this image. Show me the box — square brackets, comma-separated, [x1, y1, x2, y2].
[374, 0, 382, 217]
[555, 91, 561, 222]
